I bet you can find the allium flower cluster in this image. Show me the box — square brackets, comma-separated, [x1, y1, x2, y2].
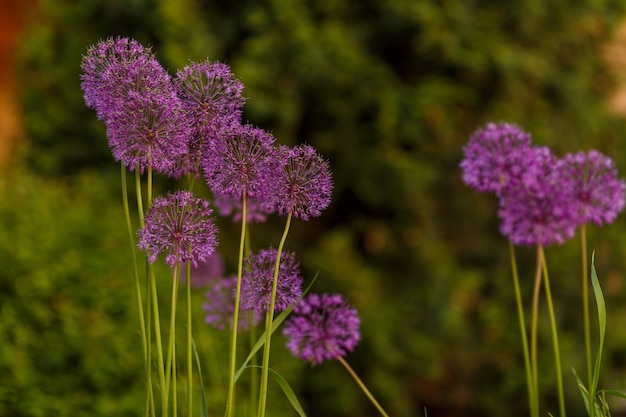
[283, 293, 361, 366]
[562, 150, 626, 226]
[497, 147, 578, 246]
[105, 92, 191, 174]
[460, 122, 626, 246]
[240, 248, 303, 314]
[460, 122, 533, 194]
[203, 276, 261, 332]
[273, 144, 333, 221]
[81, 37, 155, 119]
[138, 190, 218, 267]
[173, 60, 246, 178]
[80, 37, 190, 174]
[202, 124, 278, 203]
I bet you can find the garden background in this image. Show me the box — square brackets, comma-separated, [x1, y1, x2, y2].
[3, 0, 626, 416]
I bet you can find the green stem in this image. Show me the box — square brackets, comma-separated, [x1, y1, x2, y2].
[244, 228, 258, 417]
[580, 225, 594, 417]
[530, 244, 543, 414]
[166, 262, 180, 417]
[137, 167, 167, 416]
[186, 261, 193, 417]
[258, 212, 292, 417]
[539, 245, 566, 417]
[226, 194, 248, 417]
[337, 356, 390, 417]
[508, 242, 538, 417]
[121, 165, 153, 417]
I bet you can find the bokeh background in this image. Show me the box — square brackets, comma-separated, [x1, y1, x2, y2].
[3, 0, 626, 416]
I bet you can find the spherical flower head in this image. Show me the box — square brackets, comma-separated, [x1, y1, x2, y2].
[203, 276, 261, 332]
[283, 293, 361, 366]
[562, 150, 626, 226]
[173, 60, 246, 178]
[180, 251, 225, 288]
[461, 122, 533, 194]
[138, 190, 218, 267]
[202, 124, 278, 201]
[213, 192, 274, 224]
[105, 91, 191, 174]
[240, 248, 303, 314]
[498, 147, 577, 246]
[81, 37, 173, 123]
[272, 144, 333, 221]
[81, 37, 154, 118]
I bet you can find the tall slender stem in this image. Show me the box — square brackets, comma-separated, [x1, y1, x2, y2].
[226, 193, 248, 417]
[530, 244, 543, 413]
[580, 225, 594, 417]
[186, 261, 193, 417]
[121, 165, 153, 417]
[258, 212, 292, 417]
[167, 262, 180, 417]
[508, 242, 538, 417]
[137, 168, 167, 416]
[337, 356, 390, 417]
[539, 245, 566, 417]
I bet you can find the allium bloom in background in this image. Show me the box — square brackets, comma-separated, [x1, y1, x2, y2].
[202, 124, 278, 202]
[174, 60, 246, 178]
[203, 276, 261, 332]
[180, 251, 225, 288]
[213, 192, 273, 223]
[273, 144, 333, 221]
[240, 248, 303, 314]
[498, 147, 577, 246]
[460, 122, 533, 194]
[283, 293, 361, 366]
[562, 150, 626, 226]
[138, 190, 218, 267]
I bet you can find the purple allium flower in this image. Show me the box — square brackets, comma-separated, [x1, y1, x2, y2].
[562, 150, 626, 226]
[81, 37, 190, 174]
[240, 248, 303, 314]
[180, 251, 225, 288]
[460, 122, 533, 194]
[105, 92, 191, 174]
[81, 37, 174, 122]
[272, 144, 333, 221]
[138, 190, 218, 267]
[203, 276, 261, 332]
[202, 124, 278, 202]
[213, 192, 273, 223]
[498, 147, 578, 246]
[81, 37, 156, 120]
[173, 60, 246, 178]
[283, 293, 361, 366]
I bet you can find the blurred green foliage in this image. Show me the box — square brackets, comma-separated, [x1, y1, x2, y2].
[10, 0, 626, 416]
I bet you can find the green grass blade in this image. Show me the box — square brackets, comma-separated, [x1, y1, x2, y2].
[599, 389, 626, 399]
[573, 367, 591, 414]
[192, 337, 209, 417]
[590, 252, 607, 397]
[268, 368, 307, 417]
